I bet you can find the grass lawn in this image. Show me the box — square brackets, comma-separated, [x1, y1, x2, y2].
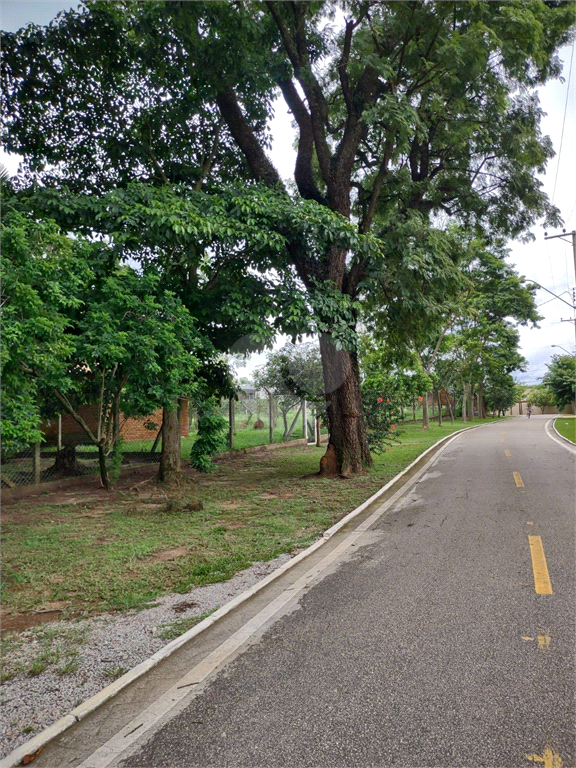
[1, 417, 505, 624]
[554, 416, 575, 443]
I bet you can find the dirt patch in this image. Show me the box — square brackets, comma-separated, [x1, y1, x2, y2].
[151, 547, 189, 563]
[0, 606, 82, 635]
[1, 464, 165, 509]
[225, 521, 245, 530]
[0, 464, 201, 519]
[78, 508, 114, 519]
[258, 493, 278, 500]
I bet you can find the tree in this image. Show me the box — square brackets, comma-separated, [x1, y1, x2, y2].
[3, 1, 573, 474]
[1, 198, 91, 457]
[483, 373, 518, 416]
[527, 384, 556, 413]
[542, 355, 575, 412]
[2, 199, 208, 488]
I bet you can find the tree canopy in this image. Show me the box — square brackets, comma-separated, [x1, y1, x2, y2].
[2, 0, 573, 475]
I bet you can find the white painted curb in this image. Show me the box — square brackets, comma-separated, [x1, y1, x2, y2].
[0, 422, 486, 768]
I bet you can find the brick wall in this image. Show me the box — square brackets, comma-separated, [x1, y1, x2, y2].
[42, 399, 189, 445]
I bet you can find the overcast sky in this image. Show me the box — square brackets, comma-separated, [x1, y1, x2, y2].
[2, 1, 575, 384]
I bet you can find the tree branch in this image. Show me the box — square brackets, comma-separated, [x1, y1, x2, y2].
[359, 130, 396, 233]
[215, 87, 283, 189]
[195, 123, 221, 192]
[339, 20, 355, 115]
[265, 1, 333, 187]
[278, 78, 326, 204]
[51, 388, 99, 445]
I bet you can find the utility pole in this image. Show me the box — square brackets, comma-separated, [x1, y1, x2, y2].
[544, 228, 576, 278]
[544, 229, 576, 414]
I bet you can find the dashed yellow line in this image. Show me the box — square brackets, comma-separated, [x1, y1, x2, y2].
[500, 438, 506, 442]
[526, 745, 563, 766]
[528, 536, 553, 595]
[513, 472, 524, 487]
[537, 631, 551, 650]
[505, 450, 511, 457]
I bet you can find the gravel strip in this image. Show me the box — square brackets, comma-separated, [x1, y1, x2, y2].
[0, 553, 294, 759]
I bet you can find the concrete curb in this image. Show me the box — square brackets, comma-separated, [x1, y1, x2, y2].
[0, 423, 485, 768]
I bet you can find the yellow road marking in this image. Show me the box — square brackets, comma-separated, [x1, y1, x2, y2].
[522, 636, 534, 641]
[537, 631, 551, 650]
[525, 745, 563, 766]
[514, 472, 525, 487]
[500, 438, 506, 442]
[505, 450, 511, 457]
[527, 521, 533, 525]
[528, 536, 553, 595]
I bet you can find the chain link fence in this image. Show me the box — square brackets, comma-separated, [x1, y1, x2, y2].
[224, 393, 325, 451]
[1, 395, 327, 489]
[1, 440, 165, 489]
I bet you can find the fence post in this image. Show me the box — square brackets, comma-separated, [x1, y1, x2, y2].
[268, 393, 274, 444]
[33, 442, 41, 486]
[302, 400, 307, 443]
[57, 414, 62, 451]
[228, 397, 235, 451]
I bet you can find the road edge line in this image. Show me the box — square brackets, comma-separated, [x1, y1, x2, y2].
[0, 422, 488, 768]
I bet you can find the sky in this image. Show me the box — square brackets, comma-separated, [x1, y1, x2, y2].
[2, 1, 575, 385]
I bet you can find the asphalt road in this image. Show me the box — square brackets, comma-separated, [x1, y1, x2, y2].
[112, 416, 574, 768]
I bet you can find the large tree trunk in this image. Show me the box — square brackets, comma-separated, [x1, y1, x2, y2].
[158, 401, 182, 483]
[421, 392, 430, 429]
[437, 390, 443, 427]
[468, 383, 475, 421]
[318, 334, 371, 477]
[446, 396, 454, 424]
[478, 381, 485, 419]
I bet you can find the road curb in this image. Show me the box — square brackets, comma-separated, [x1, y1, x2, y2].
[551, 417, 576, 446]
[0, 423, 486, 768]
[546, 417, 576, 452]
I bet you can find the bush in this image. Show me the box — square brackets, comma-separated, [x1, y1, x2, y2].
[361, 383, 403, 454]
[190, 398, 228, 473]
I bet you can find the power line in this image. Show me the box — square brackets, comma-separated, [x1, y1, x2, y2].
[551, 38, 574, 205]
[545, 238, 558, 295]
[536, 290, 571, 307]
